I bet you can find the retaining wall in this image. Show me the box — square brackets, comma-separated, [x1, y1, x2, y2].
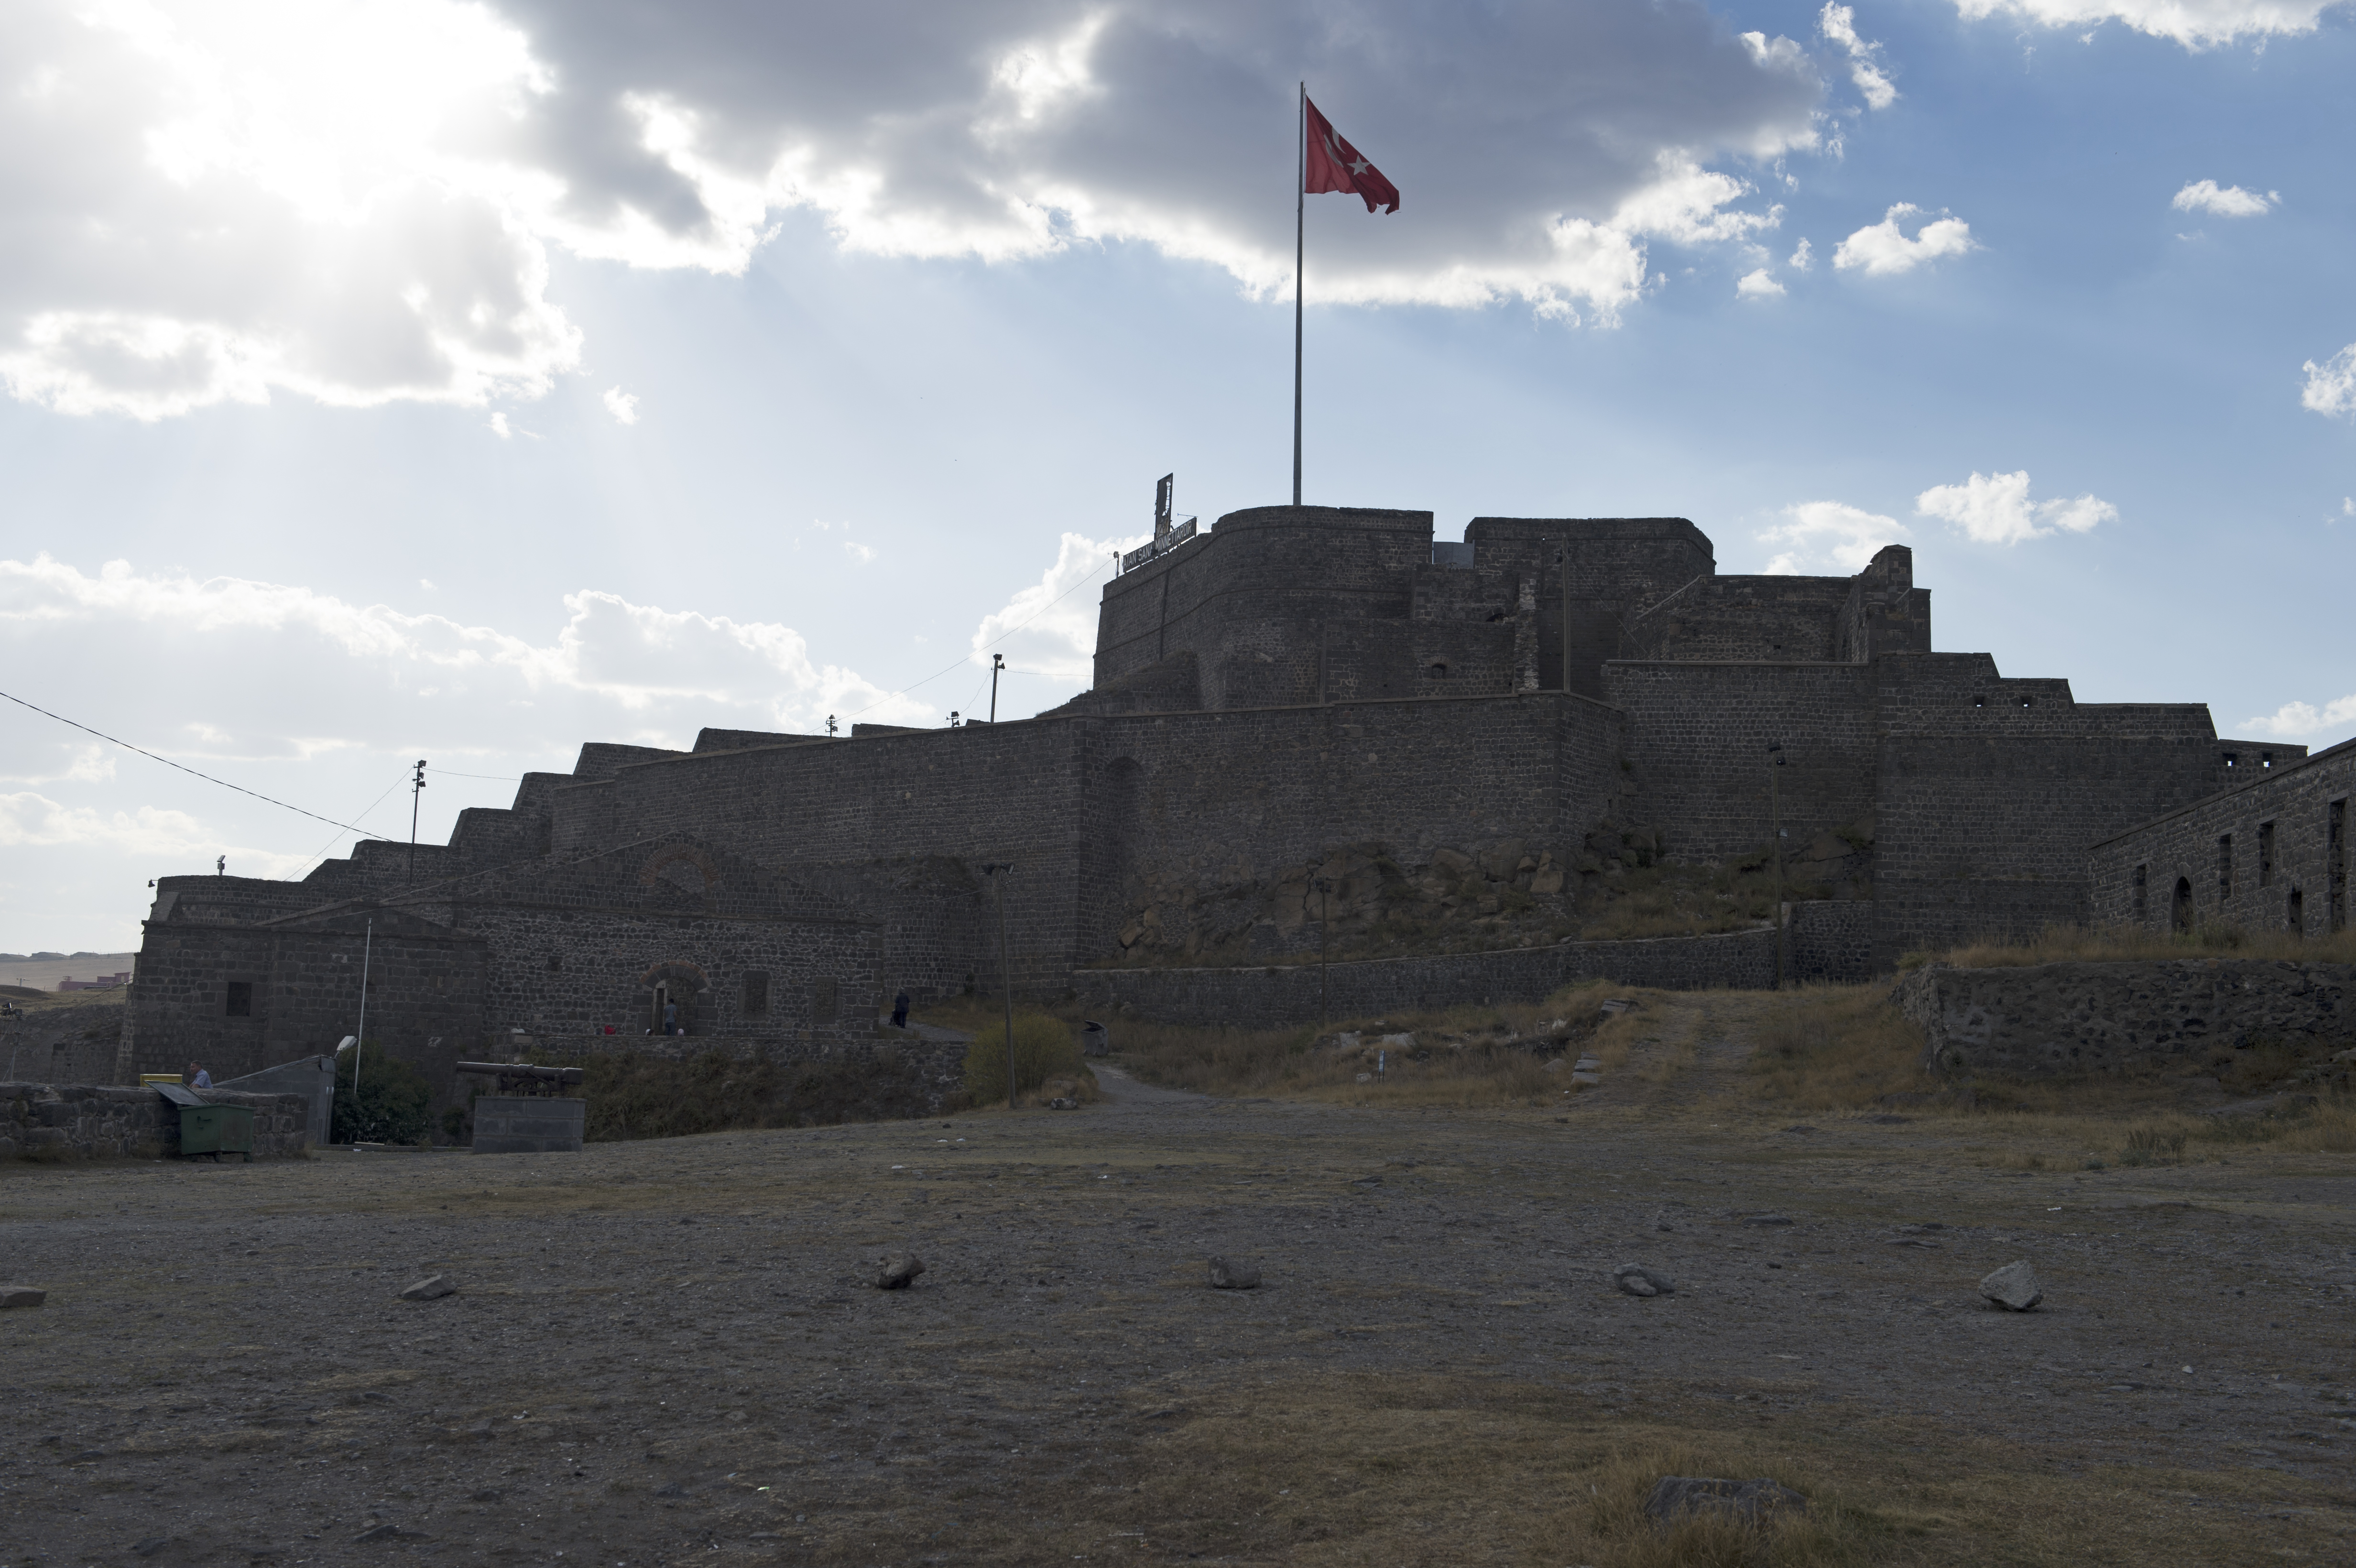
[1074, 928, 1779, 1027]
[0, 1083, 311, 1161]
[1891, 958, 2355, 1078]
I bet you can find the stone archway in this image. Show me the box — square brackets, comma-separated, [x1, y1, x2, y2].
[2171, 876, 2193, 935]
[638, 959, 710, 1036]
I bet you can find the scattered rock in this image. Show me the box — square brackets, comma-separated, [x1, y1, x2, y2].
[469, 1489, 501, 1503]
[1600, 999, 1633, 1016]
[1543, 1058, 1566, 1073]
[0, 1284, 47, 1308]
[1208, 1256, 1261, 1290]
[1354, 1072, 1372, 1084]
[1979, 1260, 2043, 1311]
[1613, 1264, 1675, 1297]
[1645, 1476, 1808, 1528]
[397, 1275, 455, 1302]
[1781, 1125, 1819, 1135]
[1573, 1057, 1601, 1072]
[1861, 1113, 1912, 1125]
[1047, 1097, 1079, 1111]
[131, 1538, 175, 1558]
[875, 1252, 926, 1290]
[1738, 1212, 1796, 1227]
[654, 1481, 688, 1498]
[1571, 1071, 1601, 1087]
[352, 1523, 427, 1542]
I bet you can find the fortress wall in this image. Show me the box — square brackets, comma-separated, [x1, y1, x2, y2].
[2089, 735, 2355, 937]
[1091, 693, 1609, 878]
[1075, 926, 1776, 1027]
[539, 722, 1089, 999]
[1604, 661, 1878, 859]
[1621, 576, 1850, 663]
[1467, 517, 1714, 697]
[455, 903, 878, 1047]
[1872, 653, 2240, 962]
[121, 922, 487, 1086]
[1092, 507, 1435, 703]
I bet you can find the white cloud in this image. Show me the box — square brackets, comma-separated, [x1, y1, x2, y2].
[2171, 179, 2276, 217]
[1914, 471, 2115, 544]
[842, 542, 876, 566]
[970, 532, 1143, 685]
[602, 386, 639, 424]
[0, 0, 1831, 419]
[1833, 204, 1976, 275]
[2301, 345, 2356, 416]
[0, 790, 314, 873]
[1757, 501, 1909, 574]
[1820, 5, 1898, 109]
[2239, 694, 2356, 738]
[1950, 0, 2347, 47]
[488, 412, 513, 439]
[1737, 268, 1787, 299]
[1789, 238, 1814, 271]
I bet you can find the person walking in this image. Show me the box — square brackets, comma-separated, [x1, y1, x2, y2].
[890, 989, 910, 1029]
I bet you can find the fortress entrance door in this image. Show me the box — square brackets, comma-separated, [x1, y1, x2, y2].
[651, 982, 670, 1034]
[2171, 877, 2193, 934]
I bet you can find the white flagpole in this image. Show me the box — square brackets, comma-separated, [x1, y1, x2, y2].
[1292, 80, 1305, 508]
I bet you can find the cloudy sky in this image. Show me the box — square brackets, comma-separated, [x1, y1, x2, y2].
[4, 0, 2355, 952]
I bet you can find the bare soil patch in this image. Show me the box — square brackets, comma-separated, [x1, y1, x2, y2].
[6, 1009, 2353, 1565]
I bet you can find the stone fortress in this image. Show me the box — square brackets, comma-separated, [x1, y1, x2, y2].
[118, 500, 2346, 1089]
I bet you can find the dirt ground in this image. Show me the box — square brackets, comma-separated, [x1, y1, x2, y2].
[5, 994, 2354, 1567]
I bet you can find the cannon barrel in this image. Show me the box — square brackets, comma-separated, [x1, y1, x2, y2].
[455, 1061, 584, 1084]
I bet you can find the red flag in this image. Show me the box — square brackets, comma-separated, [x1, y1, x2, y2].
[1303, 97, 1398, 215]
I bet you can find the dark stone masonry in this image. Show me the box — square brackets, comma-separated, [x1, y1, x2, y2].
[107, 501, 2296, 1082]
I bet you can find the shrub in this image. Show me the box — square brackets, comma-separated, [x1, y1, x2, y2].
[962, 1012, 1093, 1105]
[329, 1042, 434, 1146]
[526, 1046, 941, 1140]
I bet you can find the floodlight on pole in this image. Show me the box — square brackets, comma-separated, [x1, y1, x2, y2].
[990, 653, 1005, 724]
[407, 760, 427, 886]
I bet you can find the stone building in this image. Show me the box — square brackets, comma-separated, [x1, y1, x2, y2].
[2090, 735, 2350, 936]
[120, 501, 2289, 1073]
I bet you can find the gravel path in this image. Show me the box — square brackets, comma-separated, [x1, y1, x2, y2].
[5, 1065, 2351, 1565]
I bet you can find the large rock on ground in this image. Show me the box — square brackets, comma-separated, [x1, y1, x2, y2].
[1978, 1259, 2043, 1311]
[1613, 1264, 1675, 1297]
[1207, 1256, 1261, 1290]
[875, 1252, 927, 1290]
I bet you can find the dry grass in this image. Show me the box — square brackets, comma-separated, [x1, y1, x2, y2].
[1744, 985, 1942, 1111]
[1097, 979, 1658, 1107]
[1911, 921, 2356, 970]
[1126, 1371, 2344, 1567]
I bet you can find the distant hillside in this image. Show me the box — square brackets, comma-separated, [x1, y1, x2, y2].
[0, 953, 139, 992]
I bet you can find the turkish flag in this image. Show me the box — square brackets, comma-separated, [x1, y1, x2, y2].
[1303, 97, 1398, 215]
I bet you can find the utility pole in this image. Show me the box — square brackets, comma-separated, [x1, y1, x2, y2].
[826, 714, 838, 738]
[1767, 742, 1786, 990]
[352, 917, 374, 1136]
[407, 760, 427, 885]
[989, 653, 1005, 724]
[981, 862, 1015, 1110]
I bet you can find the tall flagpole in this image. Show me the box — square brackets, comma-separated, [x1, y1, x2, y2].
[1292, 80, 1304, 508]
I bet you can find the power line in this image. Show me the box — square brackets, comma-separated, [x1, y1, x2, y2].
[426, 767, 520, 782]
[284, 776, 408, 881]
[0, 687, 372, 835]
[841, 555, 1116, 721]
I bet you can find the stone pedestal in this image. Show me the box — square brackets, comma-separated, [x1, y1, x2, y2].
[472, 1096, 585, 1154]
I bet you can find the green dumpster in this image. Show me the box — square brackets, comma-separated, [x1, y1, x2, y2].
[155, 1084, 254, 1162]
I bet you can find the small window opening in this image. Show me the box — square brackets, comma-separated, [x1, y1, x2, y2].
[2223, 751, 2238, 769]
[224, 980, 252, 1018]
[2133, 863, 2148, 921]
[743, 969, 770, 1018]
[1426, 662, 1450, 679]
[2018, 695, 2034, 709]
[2218, 834, 2234, 905]
[2262, 752, 2276, 769]
[2171, 876, 2193, 934]
[2289, 886, 2305, 934]
[2259, 821, 2276, 888]
[1973, 694, 1986, 708]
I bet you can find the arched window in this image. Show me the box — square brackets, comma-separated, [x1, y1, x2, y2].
[2171, 876, 2193, 934]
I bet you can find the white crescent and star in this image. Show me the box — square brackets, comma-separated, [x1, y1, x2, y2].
[1322, 128, 1375, 180]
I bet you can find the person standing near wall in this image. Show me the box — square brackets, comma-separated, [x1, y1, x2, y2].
[186, 1060, 211, 1088]
[663, 999, 679, 1036]
[891, 989, 910, 1029]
